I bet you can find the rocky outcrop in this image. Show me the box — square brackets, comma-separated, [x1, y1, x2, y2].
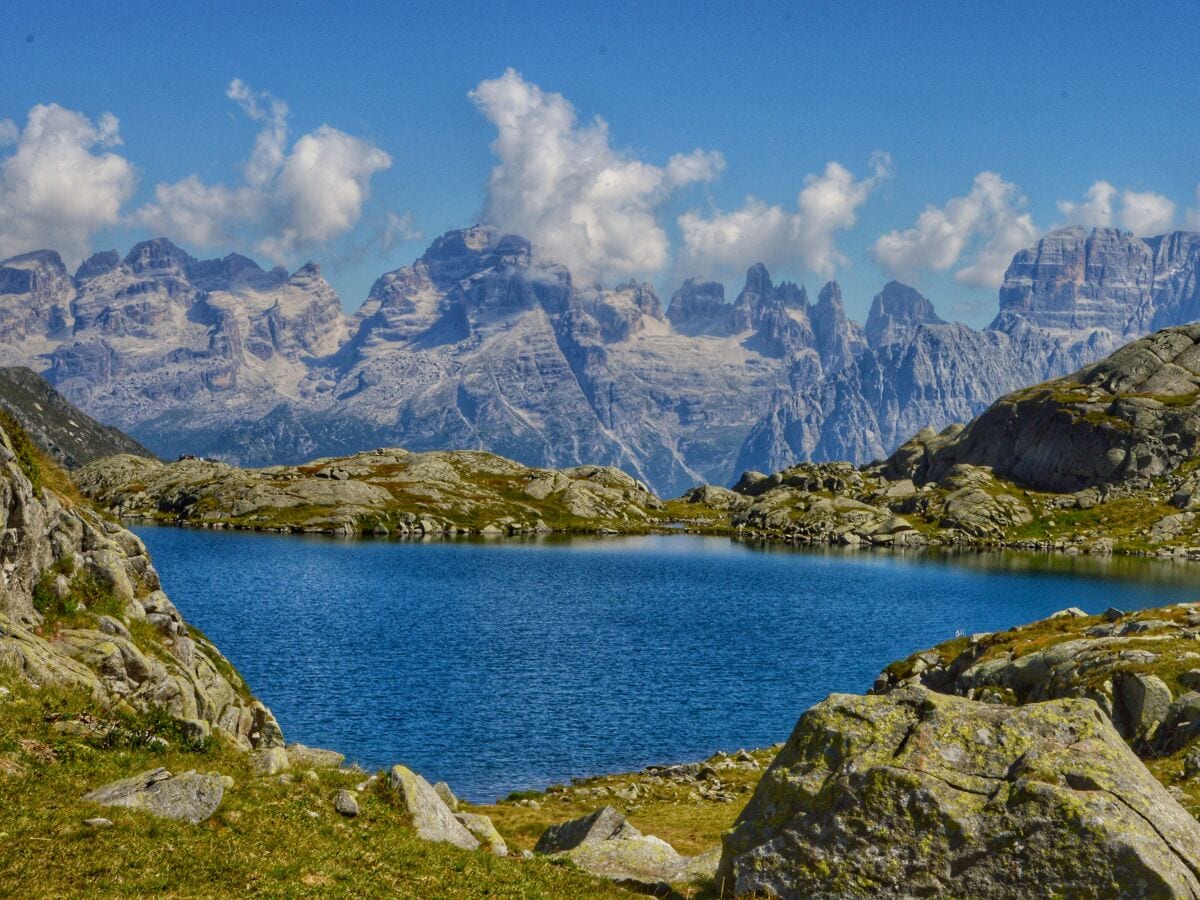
[0, 419, 280, 751]
[719, 686, 1200, 898]
[874, 603, 1200, 753]
[0, 366, 152, 469]
[899, 323, 1200, 492]
[75, 447, 667, 536]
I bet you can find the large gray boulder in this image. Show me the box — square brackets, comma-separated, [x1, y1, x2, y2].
[535, 806, 718, 889]
[388, 765, 478, 851]
[719, 687, 1200, 898]
[83, 767, 226, 825]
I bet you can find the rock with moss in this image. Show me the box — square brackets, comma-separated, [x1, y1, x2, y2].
[874, 604, 1200, 751]
[719, 686, 1200, 898]
[536, 805, 716, 888]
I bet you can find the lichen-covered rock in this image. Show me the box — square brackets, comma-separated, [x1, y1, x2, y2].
[388, 765, 478, 850]
[535, 806, 714, 888]
[286, 743, 345, 769]
[455, 812, 507, 856]
[83, 767, 227, 824]
[719, 687, 1200, 898]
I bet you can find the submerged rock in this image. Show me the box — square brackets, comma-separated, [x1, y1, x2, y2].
[719, 686, 1200, 898]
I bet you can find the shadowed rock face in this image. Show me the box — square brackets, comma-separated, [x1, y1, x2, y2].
[901, 323, 1200, 492]
[719, 686, 1200, 898]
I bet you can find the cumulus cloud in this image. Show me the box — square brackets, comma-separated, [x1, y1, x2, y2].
[1120, 189, 1175, 235]
[678, 154, 892, 277]
[0, 104, 136, 264]
[1056, 181, 1117, 229]
[1187, 184, 1200, 231]
[470, 68, 724, 283]
[136, 80, 392, 263]
[1057, 180, 1176, 235]
[872, 172, 1038, 288]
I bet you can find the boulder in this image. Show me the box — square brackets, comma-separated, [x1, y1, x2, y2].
[535, 806, 715, 889]
[433, 780, 459, 811]
[286, 743, 345, 769]
[388, 765, 478, 850]
[719, 687, 1200, 898]
[334, 789, 359, 818]
[534, 805, 639, 853]
[455, 812, 507, 856]
[83, 767, 226, 825]
[251, 747, 290, 777]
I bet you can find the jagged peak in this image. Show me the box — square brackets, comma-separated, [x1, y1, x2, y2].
[816, 281, 843, 309]
[74, 250, 120, 282]
[1, 249, 68, 274]
[123, 237, 194, 274]
[742, 262, 773, 296]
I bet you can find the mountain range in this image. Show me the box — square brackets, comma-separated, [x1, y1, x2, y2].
[1, 225, 1198, 496]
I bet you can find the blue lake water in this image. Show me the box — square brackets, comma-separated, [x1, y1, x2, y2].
[133, 528, 1200, 801]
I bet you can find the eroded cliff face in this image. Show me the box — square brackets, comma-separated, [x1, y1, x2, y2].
[0, 422, 280, 751]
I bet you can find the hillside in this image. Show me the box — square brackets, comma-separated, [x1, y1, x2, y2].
[0, 366, 152, 469]
[75, 448, 668, 536]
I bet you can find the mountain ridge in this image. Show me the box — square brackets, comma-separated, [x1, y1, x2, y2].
[3, 225, 1200, 495]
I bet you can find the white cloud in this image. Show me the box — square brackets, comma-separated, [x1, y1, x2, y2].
[469, 68, 724, 283]
[1058, 180, 1176, 235]
[136, 80, 392, 263]
[1187, 184, 1200, 231]
[0, 104, 136, 264]
[1056, 180, 1117, 228]
[678, 154, 892, 277]
[1119, 189, 1175, 235]
[872, 171, 1038, 288]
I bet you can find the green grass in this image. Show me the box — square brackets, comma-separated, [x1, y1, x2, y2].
[0, 674, 631, 899]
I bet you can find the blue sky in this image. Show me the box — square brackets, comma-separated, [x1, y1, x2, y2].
[2, 0, 1198, 326]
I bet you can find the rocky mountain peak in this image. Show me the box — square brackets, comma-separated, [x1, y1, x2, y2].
[666, 278, 733, 336]
[74, 250, 121, 282]
[123, 238, 195, 275]
[994, 226, 1156, 335]
[865, 281, 945, 348]
[1, 249, 68, 277]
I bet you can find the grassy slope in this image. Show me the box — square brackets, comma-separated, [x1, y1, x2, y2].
[0, 676, 629, 899]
